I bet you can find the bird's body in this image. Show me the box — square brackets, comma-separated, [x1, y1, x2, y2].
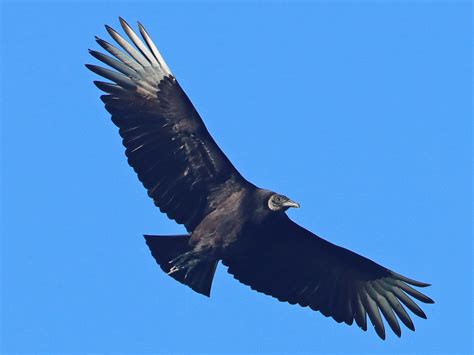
[87, 18, 434, 340]
[191, 188, 291, 259]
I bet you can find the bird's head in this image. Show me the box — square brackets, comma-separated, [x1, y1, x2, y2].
[267, 193, 300, 212]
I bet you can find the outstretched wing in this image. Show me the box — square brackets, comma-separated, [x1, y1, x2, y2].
[87, 18, 250, 232]
[224, 216, 434, 339]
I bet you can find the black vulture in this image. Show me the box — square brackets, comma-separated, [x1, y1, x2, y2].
[87, 18, 433, 340]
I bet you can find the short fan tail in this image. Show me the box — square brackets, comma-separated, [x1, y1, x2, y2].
[144, 235, 218, 297]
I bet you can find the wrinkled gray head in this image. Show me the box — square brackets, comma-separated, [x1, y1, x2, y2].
[267, 194, 300, 212]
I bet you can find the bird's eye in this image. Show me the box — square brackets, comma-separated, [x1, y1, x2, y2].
[274, 195, 287, 204]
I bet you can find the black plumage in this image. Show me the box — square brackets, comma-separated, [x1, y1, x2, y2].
[87, 18, 434, 340]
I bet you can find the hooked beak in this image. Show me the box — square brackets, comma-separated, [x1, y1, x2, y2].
[282, 199, 300, 209]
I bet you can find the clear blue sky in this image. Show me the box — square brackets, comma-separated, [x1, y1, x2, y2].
[1, 1, 472, 354]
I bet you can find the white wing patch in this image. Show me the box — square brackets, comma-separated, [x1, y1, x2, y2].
[87, 17, 173, 100]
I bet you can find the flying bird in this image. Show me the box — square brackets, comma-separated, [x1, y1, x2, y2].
[87, 18, 434, 340]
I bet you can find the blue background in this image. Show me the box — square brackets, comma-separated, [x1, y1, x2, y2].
[1, 1, 472, 354]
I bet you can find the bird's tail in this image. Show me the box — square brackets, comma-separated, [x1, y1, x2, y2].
[144, 234, 218, 297]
